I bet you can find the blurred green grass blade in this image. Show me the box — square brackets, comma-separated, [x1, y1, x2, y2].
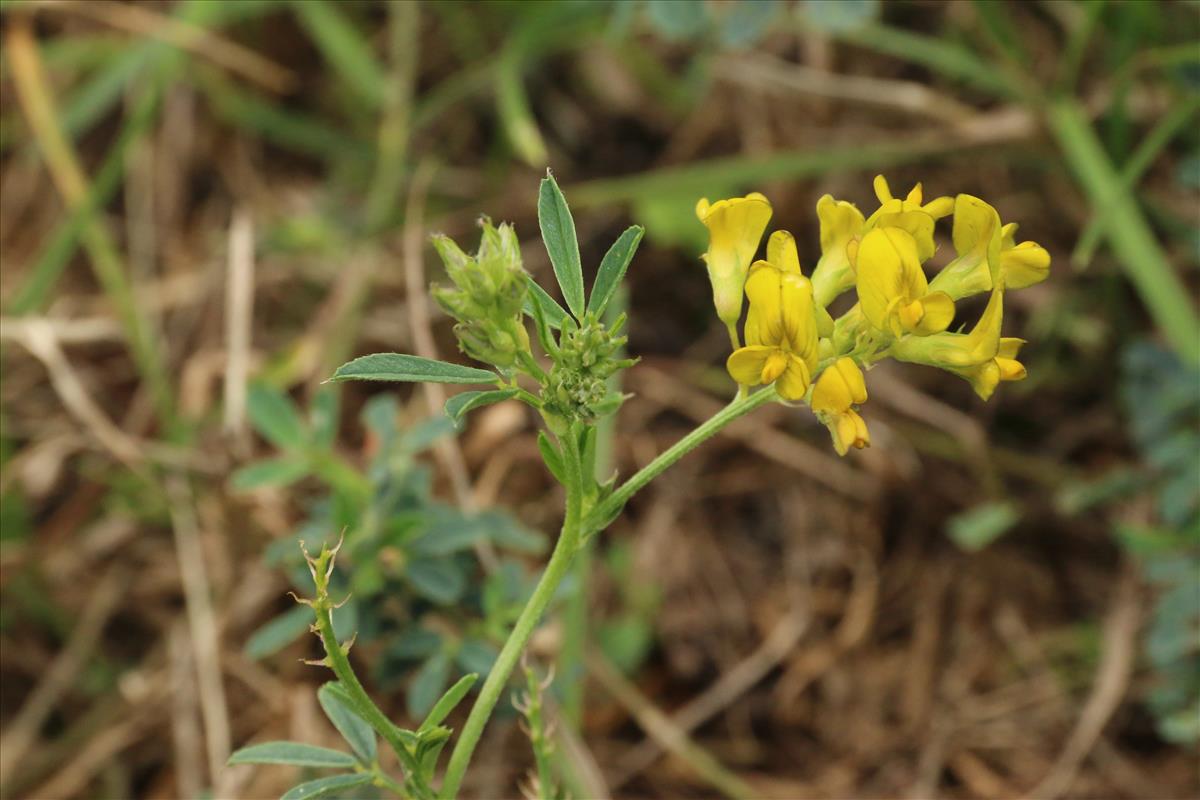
[496, 45, 548, 167]
[7, 24, 174, 420]
[196, 67, 370, 162]
[1072, 96, 1200, 270]
[1056, 0, 1107, 92]
[1047, 98, 1200, 364]
[830, 21, 1020, 97]
[364, 0, 418, 232]
[569, 138, 949, 208]
[291, 0, 386, 110]
[7, 83, 161, 314]
[971, 0, 1030, 66]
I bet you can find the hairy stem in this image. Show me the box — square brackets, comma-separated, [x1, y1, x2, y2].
[582, 386, 776, 536]
[313, 599, 422, 779]
[438, 431, 586, 798]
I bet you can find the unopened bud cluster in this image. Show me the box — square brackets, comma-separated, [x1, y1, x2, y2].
[431, 218, 531, 369]
[542, 315, 635, 426]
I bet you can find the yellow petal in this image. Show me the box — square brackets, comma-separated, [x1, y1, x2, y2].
[890, 287, 1003, 369]
[911, 291, 955, 336]
[811, 357, 866, 414]
[726, 345, 774, 386]
[856, 227, 925, 333]
[927, 194, 1001, 300]
[905, 182, 923, 205]
[997, 357, 1026, 382]
[1001, 241, 1050, 289]
[761, 350, 789, 383]
[699, 193, 773, 324]
[922, 196, 954, 220]
[998, 337, 1025, 359]
[816, 195, 866, 256]
[1000, 222, 1019, 249]
[871, 207, 938, 262]
[779, 272, 817, 359]
[745, 261, 784, 345]
[830, 409, 870, 456]
[775, 354, 812, 401]
[767, 230, 802, 274]
[873, 174, 893, 204]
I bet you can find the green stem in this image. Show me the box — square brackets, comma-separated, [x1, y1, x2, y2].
[438, 431, 586, 798]
[582, 386, 776, 536]
[313, 600, 421, 777]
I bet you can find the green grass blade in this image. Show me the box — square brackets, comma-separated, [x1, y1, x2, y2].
[1047, 98, 1200, 364]
[291, 0, 386, 110]
[1072, 95, 1200, 269]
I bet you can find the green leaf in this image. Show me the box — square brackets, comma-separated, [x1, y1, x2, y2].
[455, 639, 498, 677]
[800, 0, 880, 34]
[645, 0, 708, 40]
[247, 384, 308, 449]
[227, 741, 357, 769]
[587, 225, 644, 317]
[718, 0, 781, 48]
[407, 651, 451, 719]
[329, 353, 498, 385]
[524, 275, 569, 331]
[419, 673, 478, 733]
[317, 683, 377, 764]
[231, 457, 311, 492]
[405, 558, 466, 605]
[310, 386, 341, 448]
[947, 501, 1020, 552]
[280, 773, 373, 800]
[537, 431, 566, 484]
[538, 173, 585, 318]
[445, 388, 521, 423]
[244, 605, 314, 660]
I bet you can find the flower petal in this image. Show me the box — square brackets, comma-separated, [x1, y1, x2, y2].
[726, 345, 774, 386]
[911, 291, 955, 336]
[1001, 241, 1050, 289]
[775, 354, 812, 401]
[767, 230, 802, 274]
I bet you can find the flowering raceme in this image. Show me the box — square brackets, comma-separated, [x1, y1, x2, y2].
[699, 175, 1049, 455]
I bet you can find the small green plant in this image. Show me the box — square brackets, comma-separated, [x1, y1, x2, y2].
[234, 386, 544, 718]
[231, 171, 1045, 798]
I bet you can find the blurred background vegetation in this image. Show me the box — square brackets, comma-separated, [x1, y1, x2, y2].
[0, 0, 1198, 798]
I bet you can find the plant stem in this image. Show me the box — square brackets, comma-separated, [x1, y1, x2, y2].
[582, 386, 776, 536]
[439, 387, 777, 795]
[313, 597, 420, 777]
[438, 432, 586, 798]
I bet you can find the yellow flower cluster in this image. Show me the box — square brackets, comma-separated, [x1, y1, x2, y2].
[696, 175, 1050, 456]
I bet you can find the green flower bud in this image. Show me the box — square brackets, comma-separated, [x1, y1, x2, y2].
[429, 219, 532, 370]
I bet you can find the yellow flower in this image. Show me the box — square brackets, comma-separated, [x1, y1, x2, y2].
[948, 337, 1027, 400]
[810, 194, 865, 307]
[811, 357, 870, 455]
[765, 229, 834, 337]
[890, 284, 1004, 369]
[929, 196, 1051, 300]
[696, 193, 772, 326]
[855, 227, 955, 338]
[727, 261, 818, 401]
[865, 175, 953, 263]
[999, 223, 1051, 289]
